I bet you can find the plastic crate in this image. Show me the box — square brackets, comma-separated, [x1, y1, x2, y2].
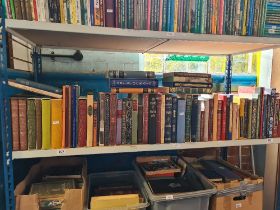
[133, 162, 216, 210]
[88, 171, 149, 210]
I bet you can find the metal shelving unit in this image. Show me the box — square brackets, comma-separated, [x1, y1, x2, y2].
[1, 15, 280, 210]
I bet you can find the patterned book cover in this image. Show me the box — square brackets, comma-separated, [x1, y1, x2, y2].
[34, 98, 42, 149]
[86, 92, 94, 147]
[168, 87, 212, 94]
[164, 94, 172, 143]
[99, 93, 105, 146]
[177, 98, 186, 143]
[78, 98, 87, 147]
[42, 99, 51, 150]
[94, 0, 101, 25]
[93, 101, 98, 146]
[259, 87, 265, 138]
[171, 95, 178, 143]
[156, 94, 162, 144]
[268, 92, 276, 138]
[142, 94, 149, 144]
[104, 93, 111, 146]
[27, 99, 37, 150]
[137, 95, 144, 144]
[185, 95, 192, 142]
[121, 98, 127, 144]
[160, 94, 165, 144]
[273, 98, 279, 137]
[11, 98, 20, 151]
[18, 98, 28, 150]
[131, 94, 138, 145]
[116, 99, 123, 145]
[70, 0, 78, 23]
[148, 94, 157, 144]
[110, 94, 117, 145]
[251, 98, 258, 139]
[191, 95, 198, 142]
[125, 99, 133, 144]
[244, 99, 249, 138]
[51, 99, 63, 149]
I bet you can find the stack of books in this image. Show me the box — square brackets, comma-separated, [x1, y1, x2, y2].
[3, 0, 271, 37]
[108, 70, 159, 93]
[162, 72, 213, 94]
[263, 0, 280, 37]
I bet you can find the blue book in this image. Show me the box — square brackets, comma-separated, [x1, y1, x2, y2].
[90, 0, 94, 26]
[248, 0, 255, 36]
[167, 0, 172, 31]
[71, 85, 80, 148]
[169, 0, 175, 31]
[177, 99, 186, 143]
[110, 79, 158, 88]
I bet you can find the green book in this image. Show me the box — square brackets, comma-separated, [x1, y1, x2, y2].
[27, 99, 36, 150]
[42, 98, 51, 150]
[10, 0, 16, 19]
[131, 94, 138, 145]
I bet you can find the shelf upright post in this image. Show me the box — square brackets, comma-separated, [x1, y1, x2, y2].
[32, 47, 42, 82]
[0, 4, 15, 210]
[224, 55, 233, 94]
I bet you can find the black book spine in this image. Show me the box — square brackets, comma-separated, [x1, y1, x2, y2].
[244, 99, 249, 138]
[262, 95, 268, 138]
[148, 94, 157, 144]
[268, 95, 275, 138]
[164, 94, 172, 143]
[104, 93, 110, 146]
[171, 96, 178, 143]
[126, 99, 133, 144]
[191, 95, 199, 142]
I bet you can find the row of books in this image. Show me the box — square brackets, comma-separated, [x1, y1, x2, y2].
[10, 85, 280, 151]
[3, 0, 271, 36]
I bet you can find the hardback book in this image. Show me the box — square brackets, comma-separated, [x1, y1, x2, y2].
[217, 100, 223, 140]
[42, 99, 51, 150]
[110, 79, 158, 88]
[247, 99, 253, 139]
[110, 93, 117, 145]
[162, 82, 212, 88]
[168, 87, 212, 94]
[163, 72, 211, 78]
[131, 94, 138, 145]
[14, 0, 23, 19]
[137, 95, 143, 144]
[226, 95, 233, 140]
[18, 98, 27, 150]
[51, 99, 63, 149]
[163, 76, 212, 83]
[121, 98, 127, 145]
[142, 94, 149, 144]
[156, 94, 162, 144]
[107, 70, 155, 79]
[125, 99, 133, 144]
[160, 94, 165, 144]
[71, 85, 80, 148]
[164, 94, 172, 143]
[191, 95, 199, 142]
[78, 97, 87, 147]
[208, 98, 214, 141]
[262, 95, 268, 138]
[104, 93, 111, 146]
[177, 98, 186, 143]
[185, 95, 192, 142]
[197, 98, 204, 142]
[148, 94, 157, 144]
[244, 99, 249, 138]
[87, 92, 94, 147]
[116, 99, 123, 145]
[105, 0, 115, 27]
[239, 98, 245, 138]
[219, 95, 227, 140]
[111, 88, 160, 94]
[93, 101, 98, 146]
[203, 99, 209, 142]
[34, 98, 42, 149]
[171, 95, 178, 143]
[11, 98, 20, 151]
[251, 98, 258, 139]
[258, 87, 265, 138]
[62, 85, 71, 148]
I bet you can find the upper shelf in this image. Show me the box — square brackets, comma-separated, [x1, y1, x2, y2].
[5, 19, 280, 56]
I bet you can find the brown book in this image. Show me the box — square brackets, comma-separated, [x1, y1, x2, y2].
[20, 0, 27, 20]
[232, 103, 239, 140]
[25, 0, 32, 20]
[142, 94, 149, 144]
[212, 93, 218, 141]
[7, 34, 14, 69]
[78, 98, 87, 147]
[14, 0, 23, 19]
[156, 94, 162, 144]
[105, 0, 115, 27]
[208, 98, 214, 141]
[109, 94, 117, 145]
[34, 98, 42, 149]
[11, 98, 20, 151]
[217, 100, 223, 140]
[93, 102, 98, 146]
[18, 98, 27, 150]
[27, 99, 36, 150]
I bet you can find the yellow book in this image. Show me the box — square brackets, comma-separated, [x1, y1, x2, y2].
[51, 99, 63, 149]
[91, 194, 139, 210]
[70, 0, 77, 24]
[242, 0, 248, 36]
[42, 99, 51, 150]
[60, 0, 65, 24]
[174, 0, 179, 32]
[87, 93, 94, 147]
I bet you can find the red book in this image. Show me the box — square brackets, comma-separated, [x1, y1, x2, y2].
[11, 98, 20, 151]
[200, 110, 205, 141]
[116, 99, 122, 145]
[18, 99, 27, 150]
[33, 0, 38, 21]
[159, 0, 163, 31]
[78, 98, 87, 147]
[105, 0, 115, 27]
[147, 0, 151, 30]
[156, 94, 162, 144]
[217, 100, 223, 140]
[110, 94, 117, 145]
[218, 0, 224, 35]
[143, 94, 149, 144]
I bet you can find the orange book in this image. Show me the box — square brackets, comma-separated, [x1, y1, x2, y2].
[62, 86, 66, 148]
[87, 93, 94, 147]
[51, 99, 63, 149]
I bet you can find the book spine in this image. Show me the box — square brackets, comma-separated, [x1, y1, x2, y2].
[94, 0, 101, 25]
[156, 94, 162, 144]
[273, 98, 279, 137]
[93, 101, 98, 146]
[104, 93, 110, 146]
[226, 95, 232, 140]
[20, 0, 27, 19]
[18, 99, 27, 150]
[110, 79, 158, 88]
[125, 99, 132, 144]
[148, 94, 157, 144]
[247, 99, 253, 139]
[163, 72, 211, 78]
[99, 0, 104, 26]
[208, 99, 214, 141]
[268, 95, 275, 138]
[177, 99, 186, 143]
[217, 100, 223, 140]
[185, 95, 192, 142]
[86, 93, 94, 147]
[164, 94, 172, 143]
[163, 76, 212, 83]
[99, 93, 105, 146]
[78, 99, 87, 147]
[142, 94, 149, 144]
[116, 99, 122, 145]
[11, 98, 20, 151]
[41, 99, 51, 150]
[221, 96, 227, 140]
[51, 99, 63, 149]
[25, 0, 32, 20]
[160, 94, 165, 144]
[171, 96, 178, 143]
[218, 0, 224, 34]
[131, 94, 138, 145]
[212, 94, 218, 140]
[163, 82, 212, 88]
[259, 88, 264, 138]
[147, 0, 150, 30]
[137, 95, 143, 144]
[32, 0, 38, 20]
[105, 0, 115, 27]
[109, 94, 117, 145]
[251, 98, 258, 139]
[191, 95, 198, 141]
[14, 0, 23, 19]
[121, 99, 127, 144]
[244, 99, 249, 138]
[262, 95, 267, 138]
[200, 107, 205, 141]
[34, 99, 42, 149]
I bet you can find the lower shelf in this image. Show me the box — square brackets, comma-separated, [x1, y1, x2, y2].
[12, 138, 280, 160]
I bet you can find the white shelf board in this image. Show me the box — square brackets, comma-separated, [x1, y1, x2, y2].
[6, 19, 280, 55]
[12, 138, 280, 159]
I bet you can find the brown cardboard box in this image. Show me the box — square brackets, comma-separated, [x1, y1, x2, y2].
[14, 157, 87, 210]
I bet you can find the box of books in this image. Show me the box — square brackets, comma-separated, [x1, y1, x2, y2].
[134, 156, 216, 210]
[180, 156, 263, 210]
[14, 157, 87, 210]
[88, 171, 149, 210]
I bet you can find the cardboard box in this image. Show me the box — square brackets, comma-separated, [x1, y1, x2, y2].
[14, 157, 87, 210]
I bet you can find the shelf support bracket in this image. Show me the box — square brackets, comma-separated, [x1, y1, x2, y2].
[143, 39, 169, 54]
